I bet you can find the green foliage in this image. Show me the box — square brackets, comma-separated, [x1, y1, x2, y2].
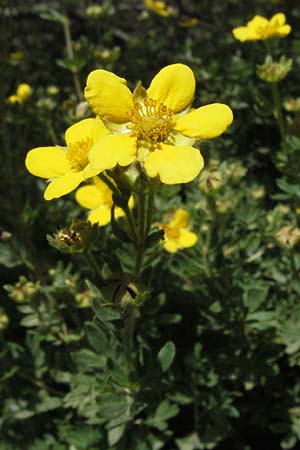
[2, 0, 300, 449]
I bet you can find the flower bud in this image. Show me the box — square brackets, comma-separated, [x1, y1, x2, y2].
[86, 5, 103, 18]
[226, 161, 247, 183]
[0, 309, 9, 331]
[257, 55, 292, 83]
[75, 289, 95, 308]
[250, 186, 265, 200]
[275, 226, 300, 247]
[47, 220, 97, 254]
[284, 98, 300, 112]
[199, 167, 224, 194]
[4, 276, 40, 303]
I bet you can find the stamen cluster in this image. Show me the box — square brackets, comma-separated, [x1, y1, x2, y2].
[66, 138, 94, 171]
[127, 98, 174, 145]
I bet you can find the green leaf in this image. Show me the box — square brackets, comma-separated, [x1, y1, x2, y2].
[157, 341, 176, 372]
[72, 348, 107, 370]
[92, 300, 121, 322]
[85, 322, 109, 355]
[107, 423, 126, 447]
[145, 229, 164, 248]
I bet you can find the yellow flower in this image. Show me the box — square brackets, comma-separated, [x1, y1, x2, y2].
[85, 64, 233, 185]
[145, 0, 171, 17]
[25, 117, 109, 200]
[9, 51, 24, 61]
[160, 209, 198, 253]
[179, 18, 199, 28]
[232, 13, 291, 42]
[7, 83, 32, 104]
[76, 176, 134, 226]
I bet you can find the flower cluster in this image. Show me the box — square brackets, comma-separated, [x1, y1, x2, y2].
[26, 63, 233, 200]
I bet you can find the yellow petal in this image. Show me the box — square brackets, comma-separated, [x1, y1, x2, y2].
[147, 64, 195, 113]
[88, 206, 111, 226]
[248, 15, 269, 29]
[89, 134, 137, 172]
[75, 185, 103, 209]
[270, 13, 286, 27]
[65, 117, 108, 147]
[115, 206, 126, 219]
[163, 240, 179, 253]
[85, 70, 134, 123]
[170, 209, 190, 229]
[232, 26, 258, 41]
[82, 163, 102, 179]
[178, 230, 198, 248]
[25, 146, 70, 178]
[144, 144, 204, 184]
[278, 24, 291, 37]
[44, 172, 83, 200]
[175, 103, 233, 139]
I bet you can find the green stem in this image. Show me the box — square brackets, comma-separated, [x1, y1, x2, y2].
[99, 172, 119, 195]
[205, 195, 217, 278]
[145, 185, 155, 235]
[62, 15, 83, 101]
[124, 205, 138, 242]
[84, 250, 102, 282]
[138, 190, 146, 241]
[270, 82, 285, 140]
[122, 304, 135, 377]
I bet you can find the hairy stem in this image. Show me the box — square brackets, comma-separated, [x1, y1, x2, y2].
[62, 15, 83, 101]
[270, 82, 285, 140]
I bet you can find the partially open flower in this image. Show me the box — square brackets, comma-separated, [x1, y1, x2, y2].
[75, 176, 134, 226]
[160, 209, 198, 253]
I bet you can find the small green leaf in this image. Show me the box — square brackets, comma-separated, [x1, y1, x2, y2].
[85, 322, 109, 355]
[93, 300, 121, 322]
[108, 423, 126, 447]
[157, 341, 176, 372]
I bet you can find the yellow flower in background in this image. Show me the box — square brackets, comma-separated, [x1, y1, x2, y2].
[76, 176, 134, 226]
[145, 0, 171, 17]
[232, 13, 291, 42]
[25, 118, 109, 200]
[8, 83, 32, 104]
[179, 18, 199, 28]
[9, 51, 24, 61]
[160, 209, 198, 253]
[85, 64, 233, 185]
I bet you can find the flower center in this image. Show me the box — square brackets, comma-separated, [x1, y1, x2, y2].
[256, 24, 277, 38]
[127, 98, 174, 145]
[66, 138, 94, 171]
[162, 225, 180, 240]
